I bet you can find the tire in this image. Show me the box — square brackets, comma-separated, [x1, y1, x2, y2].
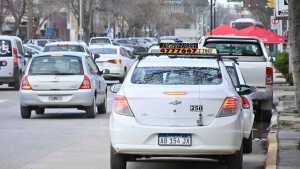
[21, 106, 31, 119]
[86, 96, 96, 118]
[243, 132, 253, 154]
[110, 146, 127, 169]
[97, 94, 107, 114]
[36, 108, 45, 115]
[225, 146, 243, 169]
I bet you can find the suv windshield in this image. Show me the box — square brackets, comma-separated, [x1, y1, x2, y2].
[29, 55, 84, 75]
[0, 40, 12, 57]
[44, 45, 85, 52]
[131, 67, 222, 85]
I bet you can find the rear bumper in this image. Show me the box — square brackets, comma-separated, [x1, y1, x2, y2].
[110, 113, 243, 156]
[97, 63, 124, 78]
[19, 89, 94, 107]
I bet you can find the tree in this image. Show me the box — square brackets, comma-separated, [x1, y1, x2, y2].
[244, 0, 273, 28]
[289, 0, 300, 113]
[6, 0, 26, 35]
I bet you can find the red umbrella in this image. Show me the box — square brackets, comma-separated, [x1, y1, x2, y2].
[237, 26, 286, 44]
[206, 24, 239, 36]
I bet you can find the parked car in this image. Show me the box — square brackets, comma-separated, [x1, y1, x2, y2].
[19, 52, 108, 119]
[113, 38, 148, 55]
[26, 39, 58, 48]
[0, 35, 28, 89]
[89, 37, 113, 46]
[201, 36, 273, 122]
[89, 45, 136, 82]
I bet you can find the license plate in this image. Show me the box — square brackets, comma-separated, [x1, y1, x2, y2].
[48, 96, 63, 102]
[158, 134, 192, 146]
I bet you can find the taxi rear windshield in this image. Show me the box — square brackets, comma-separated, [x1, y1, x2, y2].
[0, 40, 12, 57]
[131, 67, 222, 85]
[29, 55, 83, 75]
[43, 45, 85, 52]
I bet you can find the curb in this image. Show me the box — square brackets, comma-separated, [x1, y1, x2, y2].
[265, 130, 278, 169]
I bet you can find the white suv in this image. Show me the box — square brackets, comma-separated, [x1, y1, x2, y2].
[0, 35, 27, 89]
[109, 53, 254, 169]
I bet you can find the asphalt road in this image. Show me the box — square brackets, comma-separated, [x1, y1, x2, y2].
[0, 84, 267, 169]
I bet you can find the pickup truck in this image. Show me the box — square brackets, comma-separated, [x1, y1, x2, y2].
[200, 36, 273, 122]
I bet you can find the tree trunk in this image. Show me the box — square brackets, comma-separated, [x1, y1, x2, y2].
[290, 0, 300, 113]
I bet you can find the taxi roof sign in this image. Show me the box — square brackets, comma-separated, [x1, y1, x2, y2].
[159, 43, 218, 55]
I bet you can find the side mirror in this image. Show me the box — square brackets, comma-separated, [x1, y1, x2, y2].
[25, 52, 32, 58]
[0, 60, 7, 67]
[94, 53, 100, 60]
[110, 84, 122, 93]
[237, 85, 256, 95]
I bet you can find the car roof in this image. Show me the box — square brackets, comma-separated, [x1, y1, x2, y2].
[45, 41, 87, 46]
[33, 51, 89, 58]
[0, 35, 22, 41]
[137, 56, 220, 68]
[89, 44, 119, 49]
[204, 35, 261, 41]
[90, 37, 111, 40]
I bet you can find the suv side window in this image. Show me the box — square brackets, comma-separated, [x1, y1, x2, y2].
[16, 40, 24, 56]
[86, 56, 99, 75]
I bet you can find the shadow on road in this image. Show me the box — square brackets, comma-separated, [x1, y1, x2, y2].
[30, 112, 108, 120]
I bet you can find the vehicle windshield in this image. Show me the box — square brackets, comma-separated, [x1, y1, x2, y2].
[204, 41, 263, 57]
[90, 38, 110, 44]
[0, 40, 12, 57]
[43, 45, 85, 52]
[29, 55, 84, 75]
[131, 67, 222, 85]
[90, 48, 117, 54]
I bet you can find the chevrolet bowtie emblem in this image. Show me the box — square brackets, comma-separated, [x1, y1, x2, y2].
[169, 100, 182, 106]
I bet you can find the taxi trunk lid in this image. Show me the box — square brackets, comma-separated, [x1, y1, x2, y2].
[125, 85, 226, 127]
[28, 75, 84, 91]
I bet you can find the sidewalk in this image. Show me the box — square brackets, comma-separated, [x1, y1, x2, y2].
[273, 73, 300, 169]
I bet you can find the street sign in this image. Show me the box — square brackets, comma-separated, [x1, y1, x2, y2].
[270, 16, 279, 30]
[276, 0, 288, 18]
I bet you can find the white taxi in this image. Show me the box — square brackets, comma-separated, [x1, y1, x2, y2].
[109, 45, 254, 169]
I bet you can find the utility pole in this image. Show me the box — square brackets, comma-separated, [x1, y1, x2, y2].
[79, 0, 83, 40]
[213, 0, 216, 29]
[27, 0, 33, 40]
[210, 0, 213, 35]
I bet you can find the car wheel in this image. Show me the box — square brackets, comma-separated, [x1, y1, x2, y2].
[111, 146, 127, 169]
[243, 131, 253, 154]
[225, 146, 243, 169]
[97, 93, 107, 114]
[21, 106, 31, 119]
[36, 108, 45, 115]
[86, 96, 96, 118]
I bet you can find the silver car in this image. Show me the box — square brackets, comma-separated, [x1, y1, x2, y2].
[19, 52, 108, 119]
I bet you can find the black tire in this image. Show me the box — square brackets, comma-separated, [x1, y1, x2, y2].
[225, 146, 243, 169]
[111, 146, 127, 169]
[97, 94, 107, 114]
[21, 106, 31, 119]
[36, 108, 45, 115]
[243, 132, 253, 154]
[86, 97, 96, 118]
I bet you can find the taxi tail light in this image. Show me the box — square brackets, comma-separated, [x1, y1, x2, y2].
[13, 48, 19, 65]
[241, 96, 251, 109]
[108, 58, 122, 64]
[217, 97, 239, 117]
[112, 95, 134, 117]
[266, 67, 273, 87]
[21, 75, 32, 90]
[79, 75, 91, 89]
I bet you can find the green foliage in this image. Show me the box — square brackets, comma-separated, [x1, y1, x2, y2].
[275, 52, 293, 85]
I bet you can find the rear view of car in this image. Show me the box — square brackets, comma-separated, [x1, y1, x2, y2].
[89, 37, 112, 46]
[0, 36, 26, 89]
[19, 52, 107, 119]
